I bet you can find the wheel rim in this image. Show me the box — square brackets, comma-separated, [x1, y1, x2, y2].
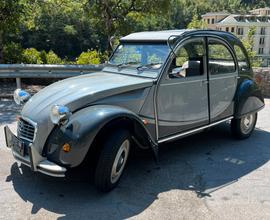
[240, 113, 255, 134]
[110, 139, 130, 184]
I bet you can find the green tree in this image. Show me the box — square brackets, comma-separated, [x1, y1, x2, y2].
[86, 0, 170, 50]
[0, 0, 24, 63]
[187, 15, 207, 29]
[241, 27, 262, 67]
[3, 42, 23, 64]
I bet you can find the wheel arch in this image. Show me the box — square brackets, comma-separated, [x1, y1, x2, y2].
[57, 105, 155, 167]
[234, 78, 264, 118]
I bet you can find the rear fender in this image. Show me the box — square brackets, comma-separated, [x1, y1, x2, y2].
[234, 79, 264, 118]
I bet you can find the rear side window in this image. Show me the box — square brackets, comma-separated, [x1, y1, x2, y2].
[234, 45, 250, 72]
[208, 39, 236, 75]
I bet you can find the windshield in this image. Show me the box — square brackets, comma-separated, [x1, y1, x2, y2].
[108, 43, 169, 78]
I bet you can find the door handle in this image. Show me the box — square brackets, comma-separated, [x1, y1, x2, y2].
[202, 79, 208, 84]
[235, 76, 240, 79]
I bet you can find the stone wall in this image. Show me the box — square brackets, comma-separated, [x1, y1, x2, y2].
[253, 68, 270, 98]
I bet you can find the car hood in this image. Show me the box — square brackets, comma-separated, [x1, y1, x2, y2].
[22, 71, 153, 121]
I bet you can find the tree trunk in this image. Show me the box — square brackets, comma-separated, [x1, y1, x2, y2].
[0, 31, 4, 64]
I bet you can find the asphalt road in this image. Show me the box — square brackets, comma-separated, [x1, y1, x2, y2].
[0, 98, 270, 220]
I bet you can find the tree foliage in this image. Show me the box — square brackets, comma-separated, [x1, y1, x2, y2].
[241, 27, 262, 67]
[187, 15, 207, 29]
[0, 0, 269, 64]
[0, 0, 25, 63]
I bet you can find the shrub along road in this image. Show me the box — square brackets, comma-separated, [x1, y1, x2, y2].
[0, 98, 270, 220]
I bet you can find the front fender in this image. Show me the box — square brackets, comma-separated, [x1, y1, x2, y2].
[45, 105, 154, 167]
[234, 79, 265, 118]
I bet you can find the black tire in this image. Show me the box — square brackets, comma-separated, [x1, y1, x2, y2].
[231, 112, 257, 139]
[94, 129, 131, 192]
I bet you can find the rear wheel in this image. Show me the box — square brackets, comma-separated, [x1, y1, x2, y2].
[231, 112, 257, 139]
[94, 129, 131, 192]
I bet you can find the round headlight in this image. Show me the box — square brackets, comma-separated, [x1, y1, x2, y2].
[50, 104, 71, 125]
[13, 89, 31, 105]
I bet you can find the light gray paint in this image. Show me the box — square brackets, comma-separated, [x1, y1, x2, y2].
[157, 76, 209, 138]
[209, 74, 237, 121]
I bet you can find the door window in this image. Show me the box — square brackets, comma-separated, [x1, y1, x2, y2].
[208, 39, 236, 75]
[169, 38, 205, 78]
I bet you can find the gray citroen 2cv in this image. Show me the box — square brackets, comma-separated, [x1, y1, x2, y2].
[5, 30, 265, 192]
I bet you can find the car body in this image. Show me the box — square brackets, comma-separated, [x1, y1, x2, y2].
[5, 29, 265, 191]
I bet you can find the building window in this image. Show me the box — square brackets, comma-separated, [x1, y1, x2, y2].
[212, 18, 215, 24]
[207, 19, 210, 24]
[226, 27, 229, 32]
[258, 48, 264, 54]
[260, 27, 266, 35]
[231, 27, 235, 32]
[259, 37, 265, 45]
[237, 27, 244, 35]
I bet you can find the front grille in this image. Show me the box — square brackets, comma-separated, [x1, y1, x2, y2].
[18, 118, 36, 142]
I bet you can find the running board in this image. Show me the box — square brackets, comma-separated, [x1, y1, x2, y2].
[158, 116, 233, 144]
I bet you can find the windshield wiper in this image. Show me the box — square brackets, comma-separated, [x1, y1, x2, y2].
[117, 61, 141, 68]
[136, 62, 163, 71]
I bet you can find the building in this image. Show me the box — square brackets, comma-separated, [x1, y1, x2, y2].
[202, 8, 270, 67]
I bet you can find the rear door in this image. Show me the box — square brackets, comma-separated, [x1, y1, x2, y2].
[207, 37, 238, 122]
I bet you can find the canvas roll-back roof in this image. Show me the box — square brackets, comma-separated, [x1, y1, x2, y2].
[120, 29, 191, 42]
[120, 29, 241, 46]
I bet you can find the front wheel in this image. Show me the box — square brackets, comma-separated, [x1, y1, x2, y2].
[231, 112, 257, 139]
[94, 130, 131, 192]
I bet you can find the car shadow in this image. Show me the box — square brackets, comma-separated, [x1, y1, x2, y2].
[6, 124, 270, 219]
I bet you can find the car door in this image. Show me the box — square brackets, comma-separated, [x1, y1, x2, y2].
[207, 38, 238, 122]
[157, 37, 209, 139]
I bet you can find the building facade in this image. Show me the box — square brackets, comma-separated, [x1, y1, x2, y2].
[202, 8, 270, 67]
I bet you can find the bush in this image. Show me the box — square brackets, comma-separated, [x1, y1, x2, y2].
[22, 48, 43, 64]
[3, 42, 23, 64]
[46, 50, 63, 64]
[76, 50, 101, 64]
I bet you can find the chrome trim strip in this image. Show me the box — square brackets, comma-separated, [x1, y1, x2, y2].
[160, 78, 206, 86]
[158, 116, 233, 144]
[209, 74, 237, 81]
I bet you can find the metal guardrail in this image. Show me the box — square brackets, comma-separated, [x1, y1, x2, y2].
[0, 64, 104, 88]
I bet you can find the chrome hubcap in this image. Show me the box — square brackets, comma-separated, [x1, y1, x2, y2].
[241, 113, 254, 134]
[111, 139, 130, 184]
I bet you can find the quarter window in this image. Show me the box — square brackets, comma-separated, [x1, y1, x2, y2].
[208, 39, 236, 74]
[234, 45, 250, 71]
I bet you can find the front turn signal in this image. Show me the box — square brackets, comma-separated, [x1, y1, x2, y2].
[62, 143, 71, 153]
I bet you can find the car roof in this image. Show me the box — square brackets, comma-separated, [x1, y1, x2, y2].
[120, 29, 190, 42]
[120, 29, 240, 45]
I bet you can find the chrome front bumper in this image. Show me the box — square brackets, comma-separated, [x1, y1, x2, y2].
[4, 126, 66, 177]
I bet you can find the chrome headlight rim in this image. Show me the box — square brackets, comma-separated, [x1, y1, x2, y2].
[50, 104, 72, 125]
[13, 89, 31, 105]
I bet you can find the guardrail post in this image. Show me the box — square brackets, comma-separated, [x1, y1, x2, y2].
[16, 78, 21, 89]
